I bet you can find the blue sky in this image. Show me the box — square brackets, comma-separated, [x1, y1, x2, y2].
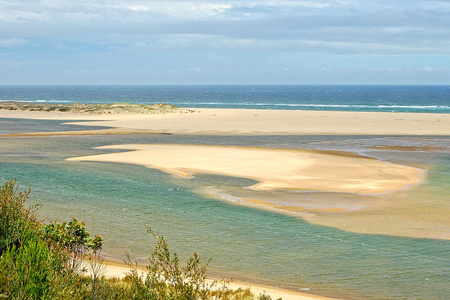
[1, 0, 450, 85]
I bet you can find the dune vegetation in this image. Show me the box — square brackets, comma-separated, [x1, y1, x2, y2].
[0, 180, 275, 300]
[0, 101, 180, 115]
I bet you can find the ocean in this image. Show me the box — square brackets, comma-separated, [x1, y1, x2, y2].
[1, 85, 450, 113]
[0, 85, 449, 299]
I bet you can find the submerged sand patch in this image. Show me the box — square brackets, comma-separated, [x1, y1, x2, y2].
[68, 144, 422, 195]
[67, 144, 450, 239]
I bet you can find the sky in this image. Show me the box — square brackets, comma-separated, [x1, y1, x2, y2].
[1, 0, 450, 85]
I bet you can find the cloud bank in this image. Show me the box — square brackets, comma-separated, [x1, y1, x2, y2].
[1, 0, 449, 84]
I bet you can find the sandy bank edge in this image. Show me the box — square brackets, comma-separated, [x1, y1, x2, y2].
[98, 260, 340, 300]
[1, 108, 449, 136]
[68, 144, 423, 195]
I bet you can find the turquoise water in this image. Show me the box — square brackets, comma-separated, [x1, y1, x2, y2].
[0, 131, 449, 300]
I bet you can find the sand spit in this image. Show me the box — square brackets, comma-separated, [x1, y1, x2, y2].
[66, 144, 450, 240]
[0, 107, 449, 136]
[68, 144, 422, 195]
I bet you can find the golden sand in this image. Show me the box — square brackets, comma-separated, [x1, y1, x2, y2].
[68, 144, 422, 195]
[1, 108, 449, 136]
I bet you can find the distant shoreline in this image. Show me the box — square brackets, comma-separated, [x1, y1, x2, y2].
[0, 105, 449, 136]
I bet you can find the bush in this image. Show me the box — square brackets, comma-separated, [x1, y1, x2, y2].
[0, 180, 79, 299]
[0, 238, 72, 299]
[0, 179, 38, 255]
[40, 218, 103, 270]
[0, 180, 272, 299]
[123, 227, 220, 300]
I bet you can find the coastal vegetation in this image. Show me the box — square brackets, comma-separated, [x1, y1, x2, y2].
[0, 101, 179, 115]
[0, 180, 278, 300]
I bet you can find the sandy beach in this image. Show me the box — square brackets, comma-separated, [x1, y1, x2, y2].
[0, 108, 449, 136]
[99, 260, 334, 300]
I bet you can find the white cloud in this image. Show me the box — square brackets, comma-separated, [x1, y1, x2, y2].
[0, 38, 29, 47]
[263, 0, 330, 9]
[1, 0, 450, 55]
[187, 3, 232, 16]
[128, 5, 151, 12]
[422, 66, 448, 72]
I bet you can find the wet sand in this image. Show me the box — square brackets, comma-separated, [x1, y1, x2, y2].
[67, 143, 450, 241]
[68, 144, 422, 195]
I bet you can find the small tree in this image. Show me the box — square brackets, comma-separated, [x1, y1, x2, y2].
[40, 218, 103, 270]
[40, 218, 104, 299]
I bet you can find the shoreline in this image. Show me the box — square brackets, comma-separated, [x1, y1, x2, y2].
[0, 108, 449, 136]
[98, 258, 339, 300]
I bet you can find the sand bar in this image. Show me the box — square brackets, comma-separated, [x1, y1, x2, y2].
[0, 108, 449, 136]
[68, 144, 422, 195]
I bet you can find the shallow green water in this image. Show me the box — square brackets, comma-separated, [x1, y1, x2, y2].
[0, 131, 449, 300]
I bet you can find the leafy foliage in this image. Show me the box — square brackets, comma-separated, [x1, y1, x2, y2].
[0, 180, 79, 299]
[0, 180, 278, 299]
[0, 179, 37, 255]
[40, 218, 103, 270]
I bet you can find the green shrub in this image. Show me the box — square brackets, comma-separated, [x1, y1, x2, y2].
[40, 218, 103, 270]
[0, 180, 38, 255]
[0, 180, 269, 299]
[122, 227, 228, 300]
[0, 238, 66, 299]
[0, 180, 79, 299]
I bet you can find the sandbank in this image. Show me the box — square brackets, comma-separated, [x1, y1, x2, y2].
[0, 108, 449, 136]
[68, 144, 422, 195]
[66, 143, 450, 240]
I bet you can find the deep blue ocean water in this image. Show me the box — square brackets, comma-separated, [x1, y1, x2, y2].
[1, 85, 449, 113]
